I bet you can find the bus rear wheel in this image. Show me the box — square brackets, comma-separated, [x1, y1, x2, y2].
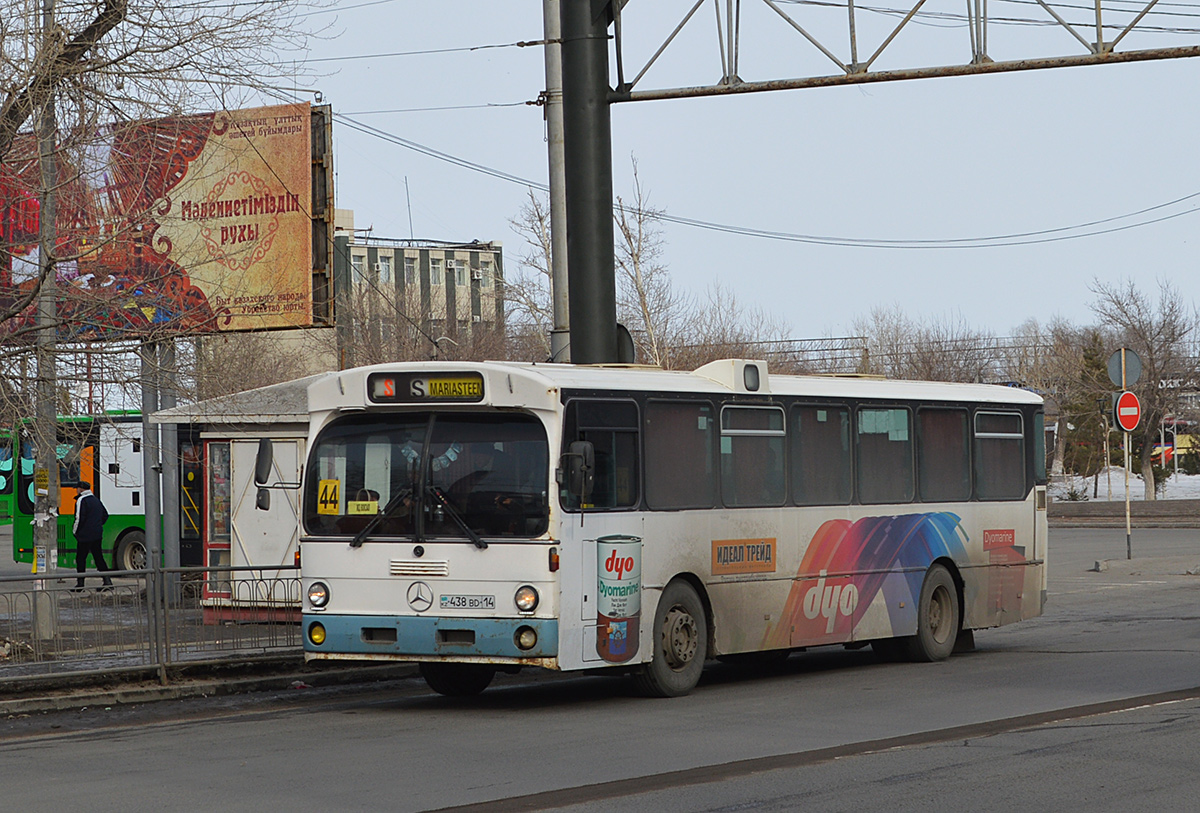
[633, 580, 707, 698]
[905, 564, 960, 662]
[419, 662, 496, 697]
[116, 531, 146, 572]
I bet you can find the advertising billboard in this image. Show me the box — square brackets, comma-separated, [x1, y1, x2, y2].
[1, 102, 322, 341]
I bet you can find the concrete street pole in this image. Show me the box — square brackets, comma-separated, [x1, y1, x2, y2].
[32, 0, 59, 640]
[160, 341, 181, 602]
[544, 0, 570, 362]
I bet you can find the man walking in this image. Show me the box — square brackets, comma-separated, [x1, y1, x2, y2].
[72, 481, 112, 592]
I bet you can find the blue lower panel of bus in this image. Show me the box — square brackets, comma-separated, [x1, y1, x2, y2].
[305, 614, 558, 659]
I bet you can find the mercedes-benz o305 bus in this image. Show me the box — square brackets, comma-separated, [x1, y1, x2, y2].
[287, 359, 1047, 697]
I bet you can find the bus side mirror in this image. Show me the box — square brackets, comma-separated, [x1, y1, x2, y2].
[256, 488, 271, 511]
[565, 441, 594, 502]
[254, 438, 274, 486]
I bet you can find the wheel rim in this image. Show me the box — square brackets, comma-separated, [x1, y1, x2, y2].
[662, 605, 698, 671]
[126, 543, 146, 571]
[929, 584, 952, 645]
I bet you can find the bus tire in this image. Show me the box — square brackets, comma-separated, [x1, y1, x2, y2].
[633, 580, 708, 698]
[906, 564, 959, 663]
[419, 662, 496, 697]
[116, 531, 147, 572]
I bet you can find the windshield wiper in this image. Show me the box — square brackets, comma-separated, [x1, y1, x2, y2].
[427, 486, 488, 549]
[350, 487, 413, 548]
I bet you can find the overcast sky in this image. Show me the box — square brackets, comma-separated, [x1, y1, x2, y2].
[301, 0, 1200, 340]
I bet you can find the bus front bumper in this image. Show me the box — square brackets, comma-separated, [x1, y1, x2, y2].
[303, 613, 558, 660]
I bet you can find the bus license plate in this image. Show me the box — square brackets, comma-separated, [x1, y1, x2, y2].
[440, 594, 496, 610]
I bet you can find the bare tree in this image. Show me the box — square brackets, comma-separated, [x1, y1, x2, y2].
[503, 190, 555, 360]
[1090, 278, 1200, 498]
[668, 282, 793, 371]
[1, 0, 326, 159]
[613, 160, 691, 367]
[853, 307, 997, 382]
[2, 0, 328, 333]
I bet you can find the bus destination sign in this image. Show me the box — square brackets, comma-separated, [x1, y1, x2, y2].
[367, 372, 485, 404]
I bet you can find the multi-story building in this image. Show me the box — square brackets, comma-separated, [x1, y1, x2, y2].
[336, 210, 504, 363]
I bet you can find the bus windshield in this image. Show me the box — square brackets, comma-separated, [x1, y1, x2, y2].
[304, 412, 550, 541]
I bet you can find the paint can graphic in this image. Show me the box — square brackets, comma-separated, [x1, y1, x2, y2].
[596, 534, 641, 663]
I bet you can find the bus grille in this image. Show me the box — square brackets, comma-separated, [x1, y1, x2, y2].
[389, 560, 450, 577]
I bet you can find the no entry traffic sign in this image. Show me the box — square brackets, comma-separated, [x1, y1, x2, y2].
[1115, 390, 1141, 432]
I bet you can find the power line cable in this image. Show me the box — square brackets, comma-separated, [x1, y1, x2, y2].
[333, 111, 1200, 250]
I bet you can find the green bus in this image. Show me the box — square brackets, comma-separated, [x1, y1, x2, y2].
[11, 413, 202, 570]
[0, 429, 13, 526]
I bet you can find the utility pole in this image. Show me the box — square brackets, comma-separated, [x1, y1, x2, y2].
[140, 341, 164, 668]
[160, 340, 180, 603]
[333, 233, 352, 370]
[543, 0, 570, 362]
[33, 0, 60, 637]
[560, 0, 618, 364]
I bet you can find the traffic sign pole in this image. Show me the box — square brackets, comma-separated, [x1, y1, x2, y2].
[1124, 429, 1132, 560]
[1113, 389, 1141, 560]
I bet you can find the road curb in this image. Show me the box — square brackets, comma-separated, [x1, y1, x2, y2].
[0, 662, 420, 716]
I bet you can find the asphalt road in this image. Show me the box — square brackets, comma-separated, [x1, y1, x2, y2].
[1, 526, 1199, 811]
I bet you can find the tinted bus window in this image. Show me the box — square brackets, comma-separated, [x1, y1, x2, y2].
[857, 407, 914, 504]
[720, 406, 785, 507]
[1034, 411, 1047, 485]
[645, 401, 716, 510]
[975, 412, 1025, 500]
[790, 405, 851, 506]
[563, 400, 639, 509]
[918, 408, 970, 503]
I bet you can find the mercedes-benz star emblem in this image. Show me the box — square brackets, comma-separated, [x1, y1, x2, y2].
[407, 581, 433, 613]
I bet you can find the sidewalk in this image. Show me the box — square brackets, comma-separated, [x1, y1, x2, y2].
[0, 656, 419, 716]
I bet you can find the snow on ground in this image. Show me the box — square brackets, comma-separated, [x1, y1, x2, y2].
[1050, 467, 1200, 502]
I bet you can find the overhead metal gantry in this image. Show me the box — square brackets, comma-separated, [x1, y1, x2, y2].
[559, 0, 1200, 363]
[609, 0, 1200, 100]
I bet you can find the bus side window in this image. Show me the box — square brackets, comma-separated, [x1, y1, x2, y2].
[790, 405, 851, 506]
[562, 400, 640, 510]
[645, 401, 715, 510]
[975, 412, 1026, 500]
[857, 407, 914, 504]
[720, 406, 785, 508]
[918, 408, 970, 503]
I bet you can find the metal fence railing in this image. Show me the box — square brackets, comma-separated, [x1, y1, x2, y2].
[0, 565, 301, 684]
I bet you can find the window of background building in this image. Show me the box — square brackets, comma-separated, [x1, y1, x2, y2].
[404, 257, 417, 285]
[377, 255, 392, 284]
[351, 255, 365, 283]
[479, 260, 493, 287]
[430, 258, 444, 285]
[453, 260, 467, 286]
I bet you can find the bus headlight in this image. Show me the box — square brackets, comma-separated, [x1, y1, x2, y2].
[307, 581, 329, 608]
[514, 626, 538, 651]
[514, 585, 539, 612]
[308, 622, 326, 645]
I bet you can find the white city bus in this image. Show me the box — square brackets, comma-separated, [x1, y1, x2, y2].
[283, 359, 1047, 697]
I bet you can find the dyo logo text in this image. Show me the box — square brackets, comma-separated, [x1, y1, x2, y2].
[803, 570, 859, 634]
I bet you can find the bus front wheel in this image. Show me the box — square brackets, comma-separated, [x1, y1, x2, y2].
[419, 662, 496, 697]
[633, 580, 708, 698]
[116, 531, 146, 572]
[906, 564, 960, 662]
